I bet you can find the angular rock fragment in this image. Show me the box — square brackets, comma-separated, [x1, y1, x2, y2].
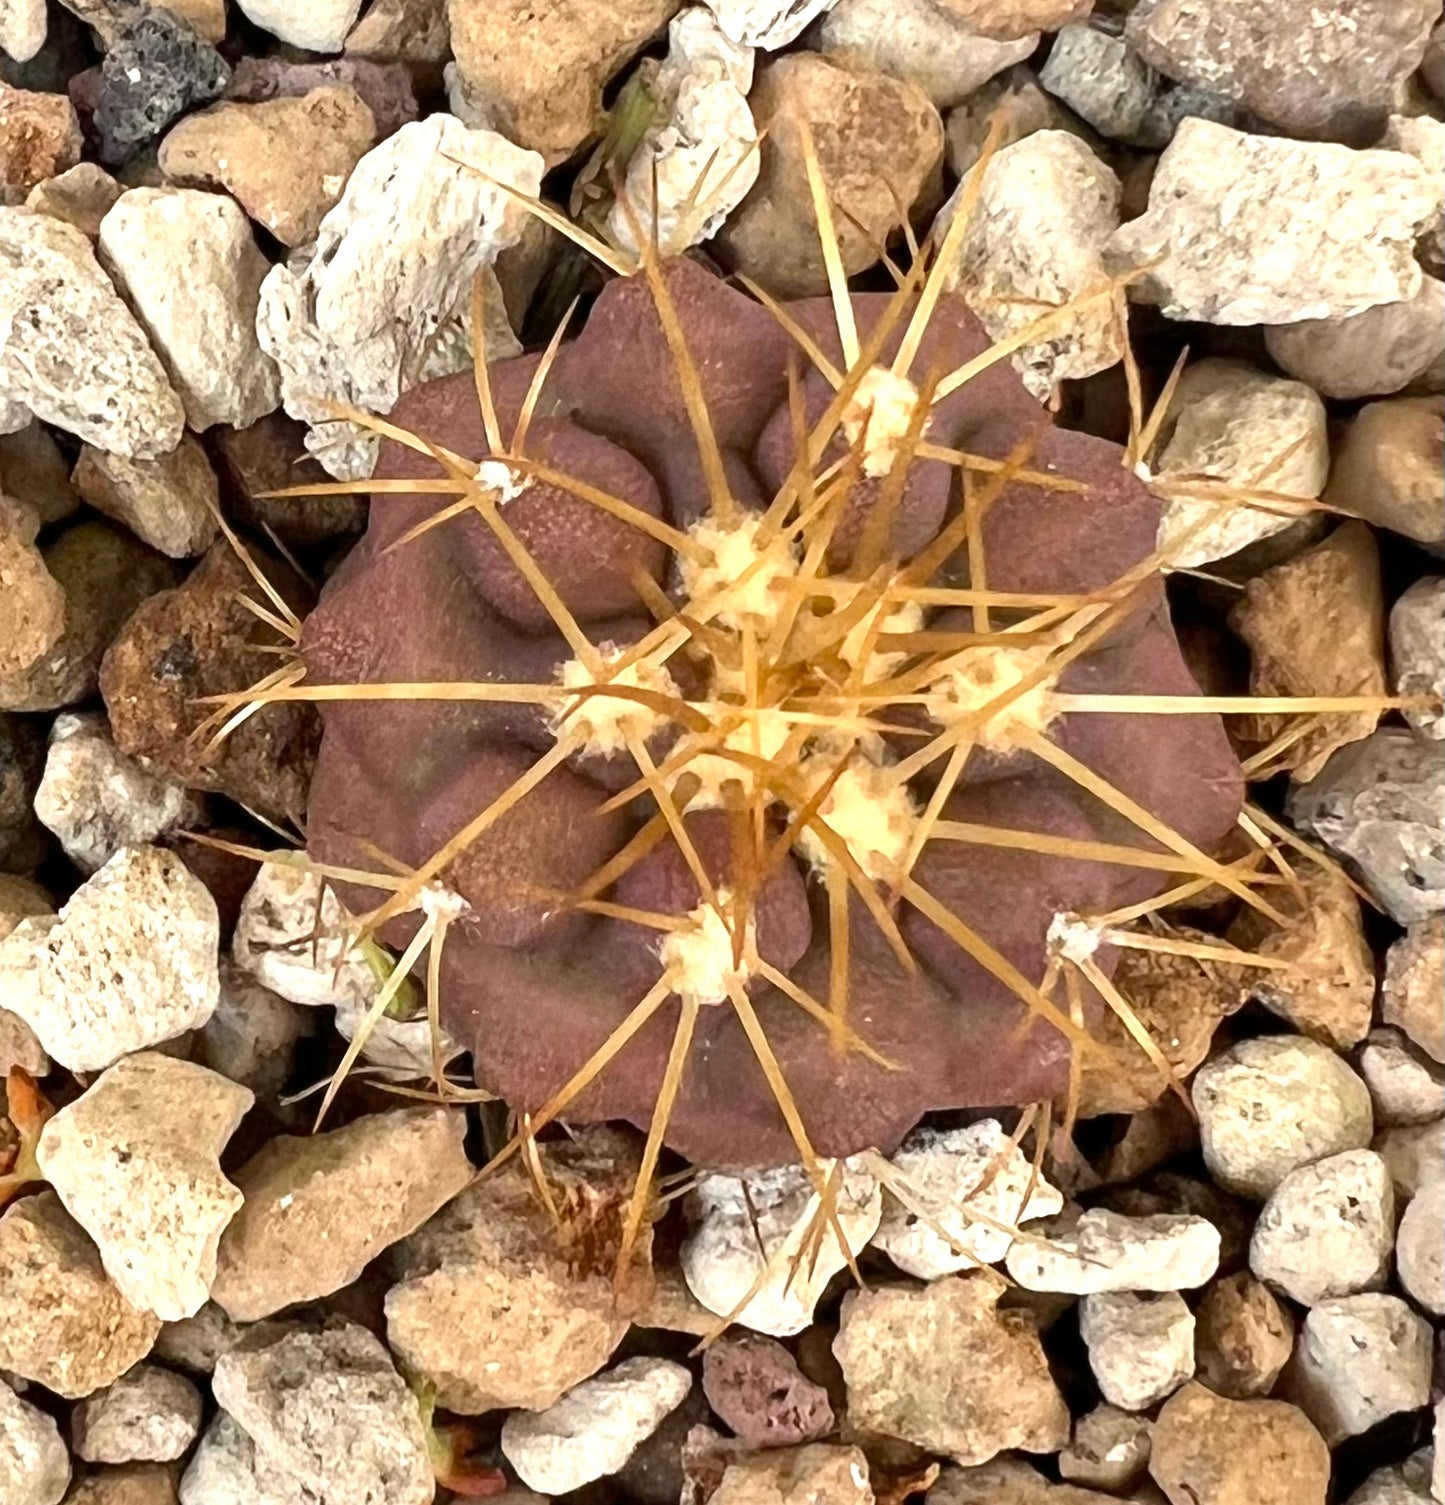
[72, 436, 220, 560]
[1194, 1272, 1294, 1400]
[0, 1376, 69, 1505]
[1080, 1291, 1195, 1412]
[1389, 578, 1444, 741]
[1004, 1209, 1219, 1294]
[1323, 396, 1444, 547]
[72, 1363, 204, 1464]
[0, 83, 81, 204]
[236, 0, 363, 52]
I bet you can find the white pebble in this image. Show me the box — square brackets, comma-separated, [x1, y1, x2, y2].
[702, 0, 840, 48]
[1080, 1291, 1195, 1413]
[1389, 577, 1444, 741]
[1395, 1174, 1444, 1315]
[236, 0, 363, 52]
[1003, 1209, 1219, 1295]
[0, 1377, 69, 1505]
[71, 1362, 203, 1464]
[1359, 1029, 1445, 1127]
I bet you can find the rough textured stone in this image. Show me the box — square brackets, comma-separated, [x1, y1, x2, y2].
[1391, 578, 1444, 742]
[1105, 120, 1436, 325]
[0, 845, 219, 1071]
[1324, 397, 1443, 547]
[1346, 1453, 1438, 1505]
[1080, 1291, 1194, 1412]
[223, 54, 416, 138]
[1381, 114, 1444, 271]
[179, 1412, 313, 1505]
[24, 162, 122, 237]
[1375, 1119, 1445, 1201]
[37, 1052, 253, 1321]
[0, 84, 81, 204]
[0, 527, 64, 706]
[153, 1302, 249, 1377]
[1286, 727, 1445, 925]
[710, 1443, 873, 1505]
[0, 1191, 162, 1399]
[345, 0, 449, 67]
[0, 1376, 69, 1505]
[929, 0, 1088, 39]
[701, 1333, 834, 1449]
[501, 1357, 692, 1495]
[1395, 1174, 1444, 1315]
[97, 188, 279, 433]
[191, 962, 311, 1101]
[1148, 1384, 1329, 1505]
[72, 436, 220, 559]
[1249, 1150, 1394, 1307]
[65, 1463, 183, 1503]
[0, 0, 46, 63]
[211, 1322, 433, 1505]
[833, 1273, 1069, 1466]
[72, 1364, 203, 1464]
[1059, 1405, 1151, 1493]
[1004, 1210, 1220, 1294]
[212, 1107, 472, 1321]
[944, 64, 1094, 177]
[1195, 1273, 1294, 1400]
[1039, 23, 1157, 144]
[0, 419, 79, 526]
[159, 87, 377, 249]
[236, 0, 362, 51]
[0, 209, 185, 458]
[931, 1458, 1126, 1503]
[716, 52, 943, 299]
[1193, 1036, 1374, 1199]
[699, 0, 837, 49]
[1359, 1029, 1445, 1127]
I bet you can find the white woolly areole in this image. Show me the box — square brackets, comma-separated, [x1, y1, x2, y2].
[838, 596, 924, 682]
[676, 707, 794, 810]
[841, 366, 927, 479]
[1048, 911, 1101, 964]
[796, 753, 919, 882]
[474, 457, 529, 504]
[926, 642, 1061, 752]
[679, 515, 798, 632]
[659, 889, 754, 1008]
[552, 644, 681, 757]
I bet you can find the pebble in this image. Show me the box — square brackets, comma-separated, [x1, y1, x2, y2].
[701, 1333, 834, 1449]
[1149, 359, 1329, 568]
[1038, 23, 1157, 144]
[873, 1120, 1064, 1279]
[716, 51, 943, 300]
[1389, 578, 1444, 741]
[1265, 278, 1445, 401]
[1359, 1029, 1445, 1126]
[0, 1191, 161, 1399]
[97, 188, 279, 433]
[709, 1443, 873, 1505]
[0, 209, 185, 459]
[1192, 1035, 1374, 1199]
[1288, 1294, 1433, 1444]
[0, 418, 79, 526]
[0, 1376, 69, 1505]
[940, 129, 1122, 400]
[702, 0, 838, 49]
[682, 1159, 881, 1337]
[158, 86, 378, 249]
[1004, 1209, 1220, 1294]
[33, 712, 200, 873]
[0, 527, 64, 705]
[191, 961, 311, 1101]
[1194, 1273, 1294, 1400]
[385, 1129, 641, 1413]
[236, 0, 362, 52]
[1059, 1405, 1152, 1493]
[833, 1272, 1069, 1466]
[929, 0, 1088, 39]
[1347, 1452, 1437, 1505]
[0, 83, 81, 204]
[944, 64, 1094, 177]
[501, 1357, 692, 1495]
[1228, 521, 1386, 782]
[0, 0, 46, 63]
[224, 55, 416, 139]
[93, 10, 230, 165]
[37, 1052, 253, 1321]
[72, 1363, 203, 1464]
[152, 1301, 249, 1377]
[67, 1463, 184, 1505]
[0, 999, 44, 1076]
[211, 1106, 471, 1321]
[1325, 396, 1444, 548]
[818, 0, 1035, 112]
[211, 1321, 434, 1505]
[1125, 0, 1438, 141]
[1149, 1391, 1329, 1505]
[344, 0, 450, 67]
[1381, 114, 1445, 270]
[1080, 1291, 1195, 1413]
[180, 1412, 307, 1505]
[1286, 727, 1445, 925]
[1104, 119, 1435, 325]
[1375, 1119, 1445, 1202]
[72, 434, 220, 559]
[256, 114, 539, 478]
[606, 8, 758, 259]
[1395, 1174, 1444, 1314]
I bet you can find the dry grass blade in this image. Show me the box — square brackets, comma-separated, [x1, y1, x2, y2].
[1071, 952, 1192, 1113]
[797, 118, 859, 370]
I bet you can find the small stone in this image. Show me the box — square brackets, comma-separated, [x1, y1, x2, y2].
[0, 84, 81, 204]
[180, 1412, 322, 1505]
[33, 713, 201, 873]
[25, 163, 121, 238]
[191, 962, 311, 1101]
[67, 1463, 183, 1504]
[256, 115, 539, 478]
[1148, 358, 1330, 568]
[0, 1376, 69, 1505]
[717, 52, 943, 300]
[709, 1444, 874, 1505]
[0, 209, 185, 458]
[38, 1052, 253, 1321]
[1193, 1036, 1374, 1199]
[93, 11, 230, 166]
[818, 0, 1035, 112]
[1194, 1273, 1294, 1400]
[1286, 727, 1445, 925]
[211, 1321, 433, 1505]
[1381, 115, 1445, 271]
[1359, 1029, 1445, 1127]
[1390, 578, 1444, 741]
[1325, 396, 1444, 548]
[211, 1107, 471, 1321]
[98, 188, 279, 433]
[0, 1191, 161, 1399]
[153, 1302, 250, 1376]
[0, 420, 80, 526]
[72, 436, 220, 559]
[159, 87, 378, 249]
[345, 0, 449, 67]
[1249, 1149, 1394, 1307]
[1375, 1119, 1445, 1201]
[682, 1159, 881, 1337]
[873, 1120, 1064, 1279]
[945, 64, 1095, 177]
[1395, 1174, 1444, 1314]
[236, 0, 362, 52]
[929, 0, 1087, 39]
[1126, 0, 1437, 140]
[939, 130, 1121, 400]
[1347, 1452, 1438, 1505]
[72, 1364, 203, 1464]
[1105, 119, 1435, 325]
[0, 528, 64, 704]
[501, 1356, 692, 1495]
[1382, 918, 1445, 1064]
[1287, 1294, 1432, 1444]
[385, 1129, 645, 1414]
[0, 0, 46, 63]
[1266, 278, 1445, 401]
[1004, 1209, 1220, 1294]
[1039, 23, 1157, 143]
[224, 55, 417, 139]
[931, 1458, 1126, 1502]
[835, 1272, 1068, 1465]
[1080, 1291, 1195, 1413]
[1059, 1405, 1151, 1493]
[701, 1333, 834, 1449]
